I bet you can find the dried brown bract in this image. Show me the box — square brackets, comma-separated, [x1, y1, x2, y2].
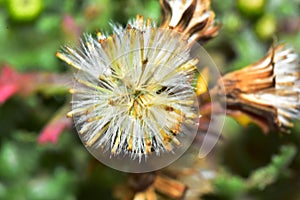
[159, 0, 220, 43]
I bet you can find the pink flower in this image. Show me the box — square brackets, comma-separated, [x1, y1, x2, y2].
[38, 114, 72, 144]
[0, 64, 38, 103]
[0, 84, 19, 103]
[0, 65, 21, 103]
[0, 65, 72, 144]
[61, 14, 82, 43]
[0, 64, 71, 104]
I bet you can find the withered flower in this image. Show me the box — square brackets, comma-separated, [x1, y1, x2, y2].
[213, 44, 300, 132]
[160, 0, 220, 43]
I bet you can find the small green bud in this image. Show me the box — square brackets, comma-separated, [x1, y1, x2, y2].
[255, 14, 277, 40]
[225, 13, 242, 32]
[237, 0, 265, 17]
[7, 0, 44, 22]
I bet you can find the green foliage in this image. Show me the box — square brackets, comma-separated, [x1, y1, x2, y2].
[246, 145, 297, 190]
[213, 175, 245, 199]
[209, 145, 297, 200]
[0, 133, 77, 199]
[0, 127, 125, 199]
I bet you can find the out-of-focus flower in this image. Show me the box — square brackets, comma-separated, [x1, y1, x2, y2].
[0, 66, 20, 103]
[160, 0, 220, 43]
[0, 64, 36, 103]
[0, 64, 71, 104]
[0, 64, 72, 144]
[38, 106, 72, 144]
[61, 14, 82, 43]
[213, 44, 300, 132]
[57, 15, 198, 160]
[279, 17, 300, 34]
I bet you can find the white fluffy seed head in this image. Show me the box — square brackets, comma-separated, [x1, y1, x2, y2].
[58, 17, 199, 160]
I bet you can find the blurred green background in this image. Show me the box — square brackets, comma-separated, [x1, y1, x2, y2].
[0, 0, 300, 199]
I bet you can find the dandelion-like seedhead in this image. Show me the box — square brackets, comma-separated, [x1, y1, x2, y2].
[56, 16, 220, 171]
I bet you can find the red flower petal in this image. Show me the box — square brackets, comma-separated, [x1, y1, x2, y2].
[62, 14, 82, 41]
[38, 116, 72, 144]
[0, 84, 19, 104]
[0, 66, 20, 103]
